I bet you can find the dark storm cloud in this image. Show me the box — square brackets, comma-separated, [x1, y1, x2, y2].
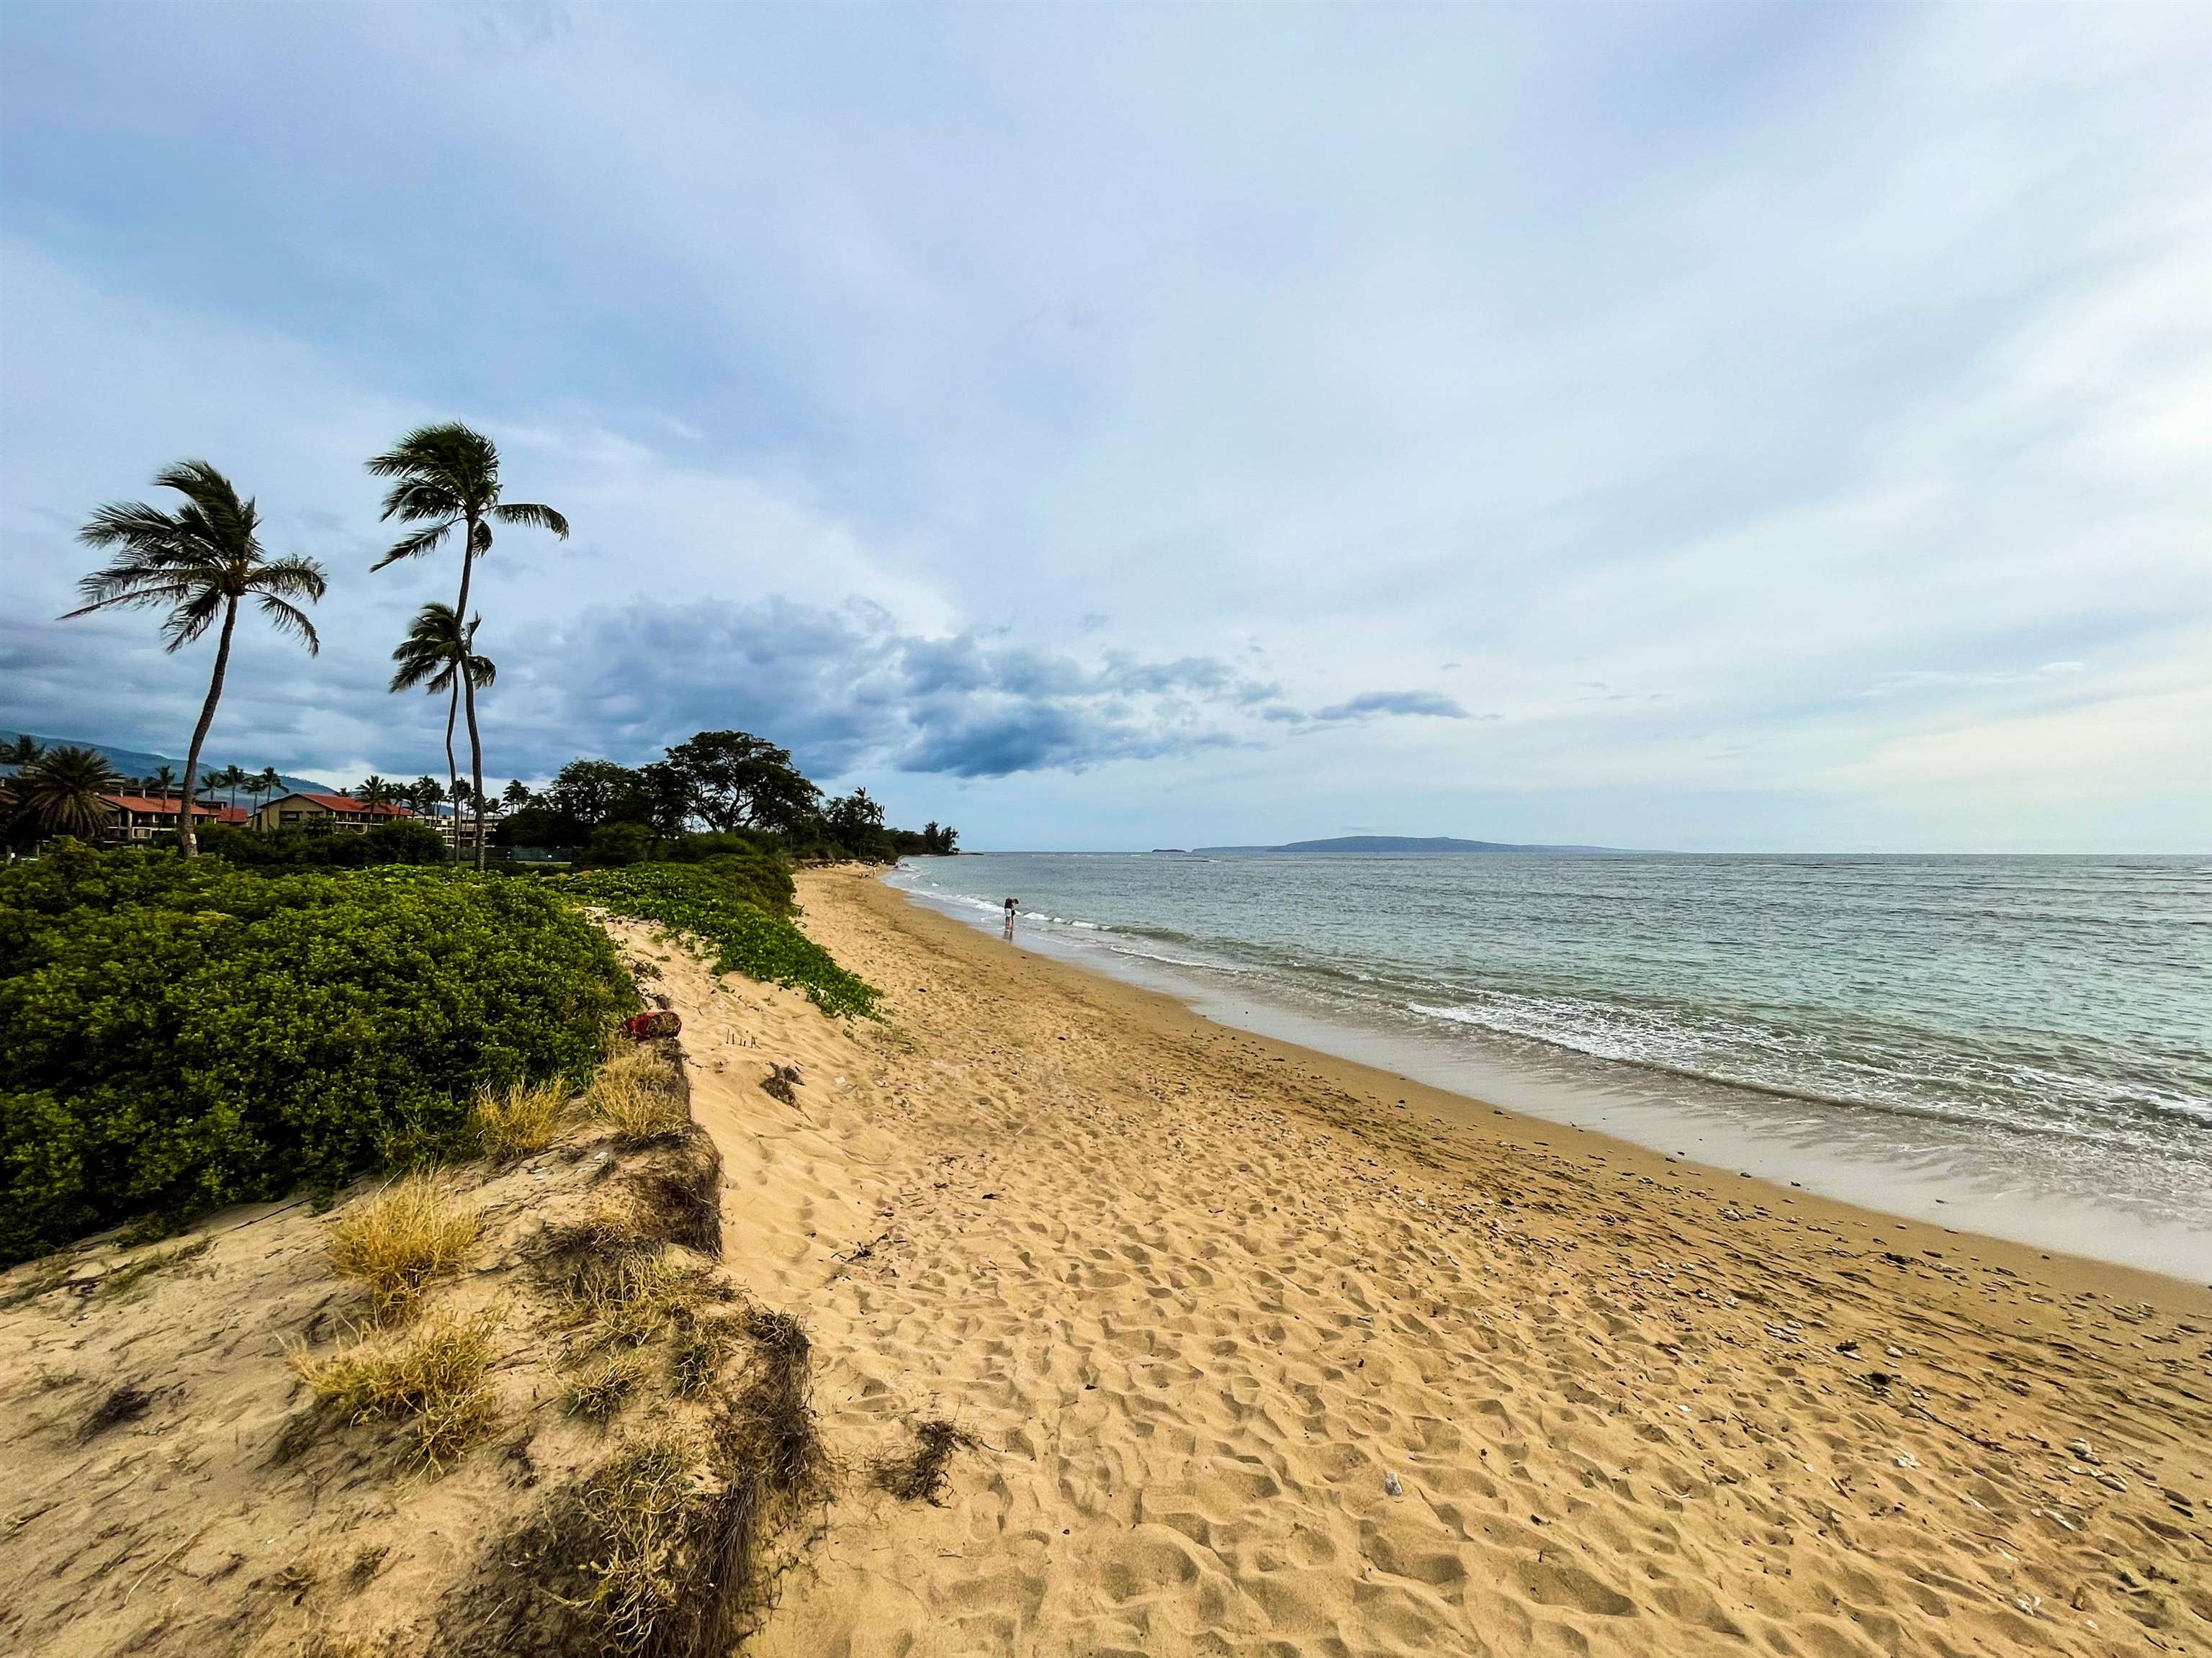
[513, 598, 1457, 780]
[1311, 690, 1469, 721]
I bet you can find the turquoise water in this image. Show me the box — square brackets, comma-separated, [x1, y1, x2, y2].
[889, 852, 2212, 1275]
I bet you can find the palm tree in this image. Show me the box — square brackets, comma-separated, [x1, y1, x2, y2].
[254, 765, 282, 816]
[150, 763, 179, 799]
[390, 603, 497, 862]
[358, 775, 393, 813]
[501, 778, 532, 811]
[366, 424, 566, 871]
[65, 461, 327, 857]
[214, 762, 248, 810]
[12, 745, 122, 842]
[1, 736, 41, 767]
[413, 775, 446, 816]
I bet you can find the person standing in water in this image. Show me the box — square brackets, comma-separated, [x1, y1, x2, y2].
[1002, 897, 1018, 938]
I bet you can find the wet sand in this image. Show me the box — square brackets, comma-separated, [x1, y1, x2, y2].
[665, 868, 2212, 1657]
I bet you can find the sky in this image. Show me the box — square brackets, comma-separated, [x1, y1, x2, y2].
[1, 4, 2206, 852]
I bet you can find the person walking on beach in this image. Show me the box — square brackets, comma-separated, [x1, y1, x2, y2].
[1003, 897, 1018, 938]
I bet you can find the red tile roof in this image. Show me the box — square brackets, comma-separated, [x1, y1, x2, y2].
[278, 793, 415, 817]
[102, 795, 253, 824]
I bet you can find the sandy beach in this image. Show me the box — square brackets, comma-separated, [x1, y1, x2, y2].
[691, 869, 2211, 1657]
[2, 865, 2203, 1657]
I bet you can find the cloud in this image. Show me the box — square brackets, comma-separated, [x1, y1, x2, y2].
[517, 598, 1467, 779]
[1852, 661, 2087, 698]
[1310, 690, 1469, 722]
[0, 5, 2206, 847]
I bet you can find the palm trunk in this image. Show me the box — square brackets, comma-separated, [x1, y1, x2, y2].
[442, 680, 462, 867]
[453, 521, 487, 872]
[179, 598, 240, 858]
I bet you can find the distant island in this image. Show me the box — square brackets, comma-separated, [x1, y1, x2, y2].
[1179, 834, 1630, 856]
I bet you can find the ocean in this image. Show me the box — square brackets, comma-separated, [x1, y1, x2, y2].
[887, 852, 2212, 1280]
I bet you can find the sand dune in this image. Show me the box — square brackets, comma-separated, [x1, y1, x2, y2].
[695, 870, 2210, 1657]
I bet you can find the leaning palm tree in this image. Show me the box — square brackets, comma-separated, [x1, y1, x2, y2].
[390, 603, 496, 865]
[366, 424, 565, 870]
[12, 745, 122, 842]
[65, 461, 327, 857]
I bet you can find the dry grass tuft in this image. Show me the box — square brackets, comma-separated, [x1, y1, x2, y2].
[439, 1304, 826, 1658]
[649, 1304, 828, 1656]
[626, 1126, 724, 1258]
[291, 1632, 384, 1658]
[327, 1174, 477, 1318]
[667, 1305, 737, 1399]
[470, 1078, 570, 1163]
[291, 1311, 500, 1470]
[102, 1235, 214, 1298]
[871, 1418, 980, 1505]
[545, 1203, 726, 1351]
[565, 1428, 708, 1654]
[564, 1351, 647, 1423]
[588, 1047, 690, 1144]
[79, 1382, 154, 1441]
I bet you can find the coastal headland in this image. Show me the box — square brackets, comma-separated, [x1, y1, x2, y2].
[736, 870, 2210, 1655]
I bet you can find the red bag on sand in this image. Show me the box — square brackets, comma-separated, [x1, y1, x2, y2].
[622, 1010, 681, 1040]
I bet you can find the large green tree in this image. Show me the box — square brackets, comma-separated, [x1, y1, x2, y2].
[366, 424, 566, 870]
[388, 602, 495, 864]
[64, 461, 327, 857]
[662, 731, 822, 834]
[9, 745, 121, 842]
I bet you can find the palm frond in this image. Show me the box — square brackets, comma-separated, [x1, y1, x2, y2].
[159, 586, 226, 652]
[76, 500, 191, 553]
[492, 500, 569, 539]
[372, 518, 458, 570]
[250, 555, 330, 603]
[60, 574, 199, 618]
[256, 595, 321, 654]
[375, 475, 465, 525]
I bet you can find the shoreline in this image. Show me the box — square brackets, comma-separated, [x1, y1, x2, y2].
[865, 868, 2206, 1309]
[886, 860, 2212, 1287]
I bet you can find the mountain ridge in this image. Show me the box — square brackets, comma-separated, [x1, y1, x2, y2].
[0, 730, 336, 798]
[1182, 834, 1631, 856]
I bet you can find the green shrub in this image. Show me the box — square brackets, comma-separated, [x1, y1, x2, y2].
[0, 844, 636, 1263]
[565, 863, 875, 1020]
[185, 820, 447, 869]
[584, 823, 652, 868]
[365, 818, 450, 864]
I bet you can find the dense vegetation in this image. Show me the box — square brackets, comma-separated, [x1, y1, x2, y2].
[187, 819, 449, 868]
[0, 844, 635, 1264]
[567, 862, 879, 1021]
[498, 729, 958, 865]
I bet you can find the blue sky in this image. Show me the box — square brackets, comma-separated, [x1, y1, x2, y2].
[2, 3, 2205, 851]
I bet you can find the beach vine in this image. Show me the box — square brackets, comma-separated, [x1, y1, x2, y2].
[566, 863, 881, 1021]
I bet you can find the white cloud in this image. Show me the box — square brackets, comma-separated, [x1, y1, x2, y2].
[1, 4, 2206, 847]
